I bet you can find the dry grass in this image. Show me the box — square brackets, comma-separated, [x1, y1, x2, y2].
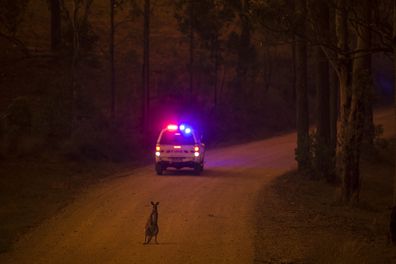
[307, 237, 377, 264]
[0, 159, 133, 253]
[255, 141, 396, 264]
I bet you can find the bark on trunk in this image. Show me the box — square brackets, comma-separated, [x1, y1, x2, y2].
[329, 0, 338, 162]
[362, 2, 374, 147]
[295, 0, 310, 172]
[340, 0, 370, 203]
[189, 1, 194, 102]
[313, 1, 332, 181]
[142, 0, 150, 133]
[390, 0, 396, 245]
[292, 40, 297, 106]
[50, 0, 61, 51]
[213, 35, 219, 108]
[110, 0, 115, 120]
[235, 0, 251, 102]
[335, 0, 351, 194]
[336, 0, 350, 130]
[393, 0, 396, 207]
[329, 67, 338, 182]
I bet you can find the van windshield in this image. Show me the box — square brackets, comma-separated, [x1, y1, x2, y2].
[160, 131, 195, 145]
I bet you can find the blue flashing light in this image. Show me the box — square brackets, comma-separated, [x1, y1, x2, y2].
[179, 124, 186, 131]
[185, 127, 191, 134]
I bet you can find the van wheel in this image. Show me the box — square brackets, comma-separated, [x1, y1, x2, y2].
[155, 163, 163, 175]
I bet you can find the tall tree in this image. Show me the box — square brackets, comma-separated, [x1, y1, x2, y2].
[110, 0, 115, 120]
[391, 0, 396, 244]
[310, 0, 332, 181]
[191, 0, 233, 107]
[336, 0, 351, 139]
[394, 0, 396, 209]
[142, 0, 150, 132]
[188, 0, 194, 102]
[335, 0, 352, 200]
[175, 0, 233, 107]
[50, 0, 61, 51]
[339, 0, 371, 203]
[0, 0, 29, 55]
[59, 0, 95, 128]
[329, 7, 338, 183]
[295, 0, 310, 172]
[235, 0, 253, 101]
[175, 0, 198, 101]
[360, 1, 375, 147]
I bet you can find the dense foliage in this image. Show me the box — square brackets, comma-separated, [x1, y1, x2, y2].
[0, 0, 395, 205]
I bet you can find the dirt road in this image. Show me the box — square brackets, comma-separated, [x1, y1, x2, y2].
[1, 109, 393, 264]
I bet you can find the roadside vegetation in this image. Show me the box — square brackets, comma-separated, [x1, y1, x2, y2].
[0, 160, 136, 253]
[255, 138, 396, 263]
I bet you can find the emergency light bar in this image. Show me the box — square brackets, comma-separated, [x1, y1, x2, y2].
[165, 123, 192, 134]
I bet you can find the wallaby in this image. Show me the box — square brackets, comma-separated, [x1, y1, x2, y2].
[144, 201, 159, 244]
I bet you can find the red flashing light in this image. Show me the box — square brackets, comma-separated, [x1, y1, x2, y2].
[167, 124, 178, 130]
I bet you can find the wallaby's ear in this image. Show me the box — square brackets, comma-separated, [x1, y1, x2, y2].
[151, 201, 154, 206]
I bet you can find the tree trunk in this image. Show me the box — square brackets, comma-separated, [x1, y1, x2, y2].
[335, 0, 351, 195]
[393, 0, 396, 207]
[337, 0, 353, 201]
[213, 35, 219, 108]
[142, 0, 150, 133]
[292, 40, 297, 106]
[313, 0, 332, 181]
[110, 0, 115, 120]
[50, 0, 61, 51]
[295, 0, 310, 172]
[340, 0, 370, 203]
[189, 1, 194, 102]
[235, 0, 251, 102]
[362, 2, 374, 147]
[330, 67, 338, 181]
[70, 1, 81, 130]
[329, 2, 338, 165]
[336, 0, 350, 130]
[291, 1, 296, 107]
[390, 0, 396, 245]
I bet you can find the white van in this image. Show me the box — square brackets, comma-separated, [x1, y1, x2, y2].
[155, 124, 205, 175]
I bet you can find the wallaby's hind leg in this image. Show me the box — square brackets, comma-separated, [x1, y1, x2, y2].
[144, 235, 151, 244]
[146, 236, 152, 244]
[155, 235, 158, 244]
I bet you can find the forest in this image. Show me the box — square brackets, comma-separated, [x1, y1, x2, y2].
[1, 0, 396, 258]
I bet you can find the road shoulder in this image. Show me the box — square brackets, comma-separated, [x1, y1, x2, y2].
[254, 145, 396, 263]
